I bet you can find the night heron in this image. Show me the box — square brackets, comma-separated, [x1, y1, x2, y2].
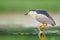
[25, 9, 56, 40]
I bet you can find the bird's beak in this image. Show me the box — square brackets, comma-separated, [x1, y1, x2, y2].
[24, 13, 28, 15]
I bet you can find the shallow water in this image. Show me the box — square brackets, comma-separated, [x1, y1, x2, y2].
[0, 13, 60, 28]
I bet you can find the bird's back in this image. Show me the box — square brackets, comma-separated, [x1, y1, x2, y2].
[36, 10, 56, 26]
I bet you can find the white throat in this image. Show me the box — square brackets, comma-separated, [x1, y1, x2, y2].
[28, 11, 37, 19]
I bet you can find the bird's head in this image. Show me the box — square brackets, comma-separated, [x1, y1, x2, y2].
[24, 9, 37, 16]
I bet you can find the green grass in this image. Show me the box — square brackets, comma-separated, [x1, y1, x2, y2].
[0, 34, 60, 40]
[47, 34, 60, 40]
[0, 35, 38, 40]
[0, 26, 60, 33]
[0, 26, 60, 40]
[0, 0, 60, 13]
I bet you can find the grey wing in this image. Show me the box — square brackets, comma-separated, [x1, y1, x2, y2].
[47, 14, 56, 26]
[36, 10, 56, 26]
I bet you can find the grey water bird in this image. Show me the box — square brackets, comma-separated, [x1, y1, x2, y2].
[25, 9, 56, 26]
[25, 9, 56, 40]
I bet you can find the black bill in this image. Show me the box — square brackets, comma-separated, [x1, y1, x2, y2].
[24, 13, 28, 15]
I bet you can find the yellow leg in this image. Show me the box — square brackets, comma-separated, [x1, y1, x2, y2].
[37, 23, 47, 40]
[43, 23, 47, 40]
[38, 32, 41, 40]
[37, 23, 43, 40]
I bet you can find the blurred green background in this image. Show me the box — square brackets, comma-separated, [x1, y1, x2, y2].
[0, 0, 60, 13]
[0, 0, 60, 40]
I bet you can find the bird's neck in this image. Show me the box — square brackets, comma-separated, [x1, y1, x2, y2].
[28, 11, 37, 19]
[31, 13, 37, 19]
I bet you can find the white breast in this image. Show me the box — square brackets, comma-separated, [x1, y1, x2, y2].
[28, 11, 37, 19]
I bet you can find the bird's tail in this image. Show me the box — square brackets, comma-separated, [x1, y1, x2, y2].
[52, 21, 56, 26]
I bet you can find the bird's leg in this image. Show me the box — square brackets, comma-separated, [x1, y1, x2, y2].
[42, 23, 47, 40]
[37, 23, 43, 40]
